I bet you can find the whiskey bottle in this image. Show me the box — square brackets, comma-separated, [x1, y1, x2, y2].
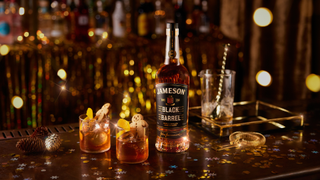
[155, 22, 190, 153]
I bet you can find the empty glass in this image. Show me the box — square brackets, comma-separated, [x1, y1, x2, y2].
[199, 69, 236, 130]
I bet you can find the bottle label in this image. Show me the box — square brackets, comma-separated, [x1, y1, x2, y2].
[156, 83, 188, 139]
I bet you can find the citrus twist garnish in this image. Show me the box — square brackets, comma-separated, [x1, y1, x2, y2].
[80, 108, 93, 140]
[86, 108, 93, 119]
[116, 119, 130, 138]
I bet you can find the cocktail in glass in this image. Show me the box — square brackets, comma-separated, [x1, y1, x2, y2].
[116, 120, 149, 164]
[79, 114, 110, 153]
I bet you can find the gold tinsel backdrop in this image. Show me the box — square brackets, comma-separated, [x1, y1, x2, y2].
[0, 30, 240, 130]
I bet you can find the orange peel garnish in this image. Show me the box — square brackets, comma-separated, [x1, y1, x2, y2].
[116, 119, 130, 139]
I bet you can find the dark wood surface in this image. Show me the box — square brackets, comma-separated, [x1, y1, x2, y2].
[1, 103, 320, 180]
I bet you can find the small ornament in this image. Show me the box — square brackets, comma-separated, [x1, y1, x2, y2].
[16, 137, 45, 153]
[45, 133, 61, 152]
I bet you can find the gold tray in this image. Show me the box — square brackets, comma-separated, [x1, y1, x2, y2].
[189, 101, 304, 137]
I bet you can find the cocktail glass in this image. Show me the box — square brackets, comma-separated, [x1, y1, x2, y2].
[79, 114, 111, 153]
[116, 124, 149, 164]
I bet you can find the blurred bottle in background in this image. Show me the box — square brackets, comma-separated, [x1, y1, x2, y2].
[74, 0, 90, 42]
[66, 0, 76, 41]
[191, 0, 201, 35]
[7, 0, 21, 41]
[112, 0, 126, 38]
[94, 0, 110, 41]
[137, 0, 154, 38]
[164, 0, 174, 22]
[123, 0, 131, 34]
[38, 0, 52, 38]
[199, 0, 210, 35]
[51, 0, 66, 42]
[0, 0, 13, 44]
[154, 0, 165, 37]
[174, 0, 186, 38]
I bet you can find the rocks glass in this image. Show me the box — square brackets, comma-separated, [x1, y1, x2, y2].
[116, 123, 149, 164]
[79, 114, 111, 153]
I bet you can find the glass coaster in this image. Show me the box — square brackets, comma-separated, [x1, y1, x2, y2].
[213, 131, 266, 151]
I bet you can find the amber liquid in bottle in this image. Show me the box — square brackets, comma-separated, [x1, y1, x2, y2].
[155, 23, 190, 152]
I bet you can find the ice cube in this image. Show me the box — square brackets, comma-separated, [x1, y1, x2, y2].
[220, 105, 233, 117]
[99, 118, 109, 130]
[119, 131, 135, 143]
[202, 102, 217, 116]
[89, 119, 98, 131]
[82, 120, 90, 133]
[93, 123, 104, 133]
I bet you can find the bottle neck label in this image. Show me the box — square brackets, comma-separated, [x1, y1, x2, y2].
[165, 28, 180, 63]
[156, 83, 188, 139]
[169, 28, 176, 59]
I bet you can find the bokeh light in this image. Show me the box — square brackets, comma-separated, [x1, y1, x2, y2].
[12, 96, 23, 109]
[24, 32, 29, 37]
[306, 74, 320, 92]
[17, 36, 23, 41]
[253, 7, 273, 27]
[102, 32, 108, 39]
[256, 70, 272, 86]
[0, 45, 10, 56]
[88, 30, 94, 37]
[186, 19, 192, 25]
[57, 69, 67, 80]
[19, 7, 25, 15]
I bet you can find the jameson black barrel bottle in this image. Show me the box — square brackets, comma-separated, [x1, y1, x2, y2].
[155, 22, 190, 152]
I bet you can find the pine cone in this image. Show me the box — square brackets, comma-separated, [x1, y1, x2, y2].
[45, 133, 61, 152]
[31, 126, 49, 138]
[16, 137, 45, 153]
